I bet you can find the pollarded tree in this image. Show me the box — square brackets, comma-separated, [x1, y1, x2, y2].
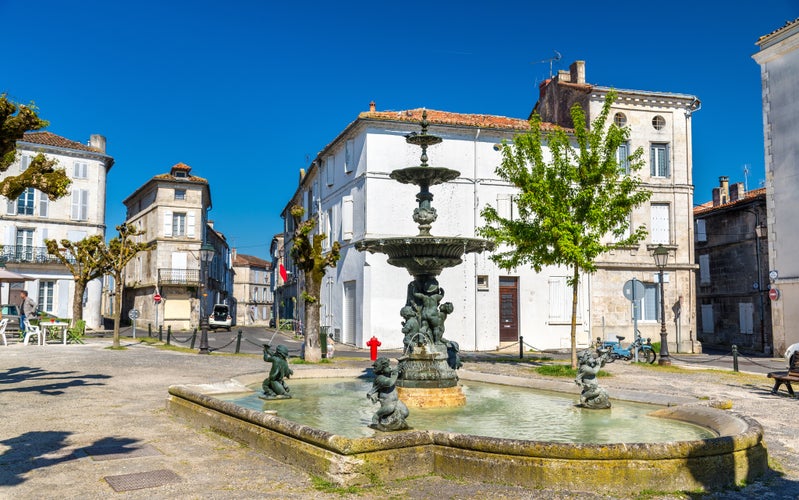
[290, 205, 341, 362]
[478, 90, 651, 368]
[97, 223, 150, 348]
[45, 235, 107, 326]
[0, 94, 71, 201]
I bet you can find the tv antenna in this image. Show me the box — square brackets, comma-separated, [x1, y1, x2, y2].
[533, 50, 562, 79]
[743, 163, 750, 191]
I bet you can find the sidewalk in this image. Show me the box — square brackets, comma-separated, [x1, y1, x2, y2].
[1, 339, 797, 499]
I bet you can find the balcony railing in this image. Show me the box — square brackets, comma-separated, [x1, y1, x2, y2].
[0, 245, 73, 265]
[158, 268, 200, 285]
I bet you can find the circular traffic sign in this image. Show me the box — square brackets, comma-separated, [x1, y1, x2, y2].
[128, 309, 140, 320]
[154, 293, 162, 302]
[623, 279, 646, 302]
[769, 288, 780, 301]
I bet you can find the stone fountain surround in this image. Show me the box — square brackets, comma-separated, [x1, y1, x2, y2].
[166, 367, 767, 494]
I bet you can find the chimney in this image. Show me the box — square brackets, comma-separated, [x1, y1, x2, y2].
[89, 134, 106, 153]
[729, 182, 745, 202]
[369, 100, 376, 112]
[208, 220, 214, 229]
[569, 61, 586, 84]
[231, 248, 237, 261]
[712, 187, 721, 207]
[719, 176, 729, 205]
[557, 69, 570, 82]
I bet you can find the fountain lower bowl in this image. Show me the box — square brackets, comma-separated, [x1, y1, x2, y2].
[166, 368, 767, 494]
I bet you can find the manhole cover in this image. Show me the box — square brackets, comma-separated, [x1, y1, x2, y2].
[83, 443, 161, 461]
[104, 469, 181, 492]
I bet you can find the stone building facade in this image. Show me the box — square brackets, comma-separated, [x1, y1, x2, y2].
[694, 177, 770, 353]
[231, 250, 272, 326]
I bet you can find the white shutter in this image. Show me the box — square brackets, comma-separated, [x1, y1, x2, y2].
[699, 254, 710, 284]
[79, 190, 88, 220]
[696, 219, 707, 242]
[650, 204, 670, 244]
[20, 154, 29, 172]
[39, 228, 48, 246]
[71, 190, 80, 219]
[342, 196, 353, 240]
[38, 191, 48, 217]
[187, 212, 196, 238]
[701, 304, 714, 334]
[345, 140, 355, 173]
[325, 156, 334, 186]
[548, 277, 566, 322]
[164, 211, 173, 237]
[497, 194, 512, 220]
[7, 197, 16, 215]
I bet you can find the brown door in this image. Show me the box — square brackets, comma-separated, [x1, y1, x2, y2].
[499, 277, 518, 342]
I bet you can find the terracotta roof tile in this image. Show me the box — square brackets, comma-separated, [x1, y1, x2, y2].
[359, 108, 560, 132]
[233, 253, 271, 268]
[758, 18, 799, 43]
[694, 187, 766, 216]
[21, 131, 104, 154]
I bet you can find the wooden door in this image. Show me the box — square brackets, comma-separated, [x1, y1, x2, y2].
[499, 277, 518, 342]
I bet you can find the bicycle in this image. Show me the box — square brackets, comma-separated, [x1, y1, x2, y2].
[596, 334, 657, 364]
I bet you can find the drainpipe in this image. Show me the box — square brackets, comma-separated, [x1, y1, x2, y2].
[474, 128, 481, 351]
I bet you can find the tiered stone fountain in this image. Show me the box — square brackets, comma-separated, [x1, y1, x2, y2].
[356, 111, 493, 408]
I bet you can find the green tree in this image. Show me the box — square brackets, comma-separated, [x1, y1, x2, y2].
[478, 91, 651, 368]
[45, 235, 107, 326]
[97, 223, 150, 348]
[290, 205, 341, 362]
[0, 94, 71, 200]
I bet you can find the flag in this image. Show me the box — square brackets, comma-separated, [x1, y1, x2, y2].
[279, 263, 288, 283]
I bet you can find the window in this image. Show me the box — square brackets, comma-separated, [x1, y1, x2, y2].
[19, 154, 30, 172]
[38, 281, 55, 313]
[16, 229, 34, 261]
[174, 170, 188, 178]
[617, 142, 630, 174]
[652, 115, 666, 130]
[38, 191, 49, 217]
[344, 139, 355, 174]
[614, 112, 627, 127]
[71, 189, 89, 220]
[699, 254, 710, 285]
[342, 195, 353, 240]
[16, 188, 35, 215]
[650, 143, 670, 178]
[477, 275, 489, 291]
[650, 203, 670, 244]
[496, 194, 516, 220]
[175, 189, 186, 200]
[696, 219, 707, 242]
[325, 156, 334, 186]
[73, 161, 88, 179]
[739, 303, 754, 334]
[173, 213, 187, 236]
[701, 304, 714, 334]
[548, 276, 581, 323]
[633, 282, 661, 321]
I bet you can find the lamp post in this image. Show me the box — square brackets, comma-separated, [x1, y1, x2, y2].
[744, 208, 768, 354]
[653, 244, 671, 366]
[197, 242, 215, 355]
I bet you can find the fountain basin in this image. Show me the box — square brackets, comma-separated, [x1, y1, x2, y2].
[166, 368, 767, 494]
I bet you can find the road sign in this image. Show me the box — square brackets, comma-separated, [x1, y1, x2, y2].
[769, 288, 780, 301]
[128, 309, 140, 320]
[623, 279, 645, 302]
[154, 293, 162, 302]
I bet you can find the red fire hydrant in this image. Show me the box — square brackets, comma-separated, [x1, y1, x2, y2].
[366, 336, 381, 361]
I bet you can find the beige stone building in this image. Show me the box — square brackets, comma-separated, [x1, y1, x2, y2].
[535, 62, 701, 352]
[231, 250, 272, 326]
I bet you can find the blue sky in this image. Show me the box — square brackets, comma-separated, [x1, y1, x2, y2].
[2, 1, 796, 260]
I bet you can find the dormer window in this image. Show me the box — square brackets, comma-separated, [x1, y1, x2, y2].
[174, 171, 188, 178]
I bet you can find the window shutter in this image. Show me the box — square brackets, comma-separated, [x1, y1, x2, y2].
[71, 190, 80, 219]
[696, 219, 707, 242]
[7, 197, 16, 215]
[79, 190, 88, 220]
[739, 303, 754, 334]
[20, 154, 29, 172]
[497, 194, 512, 220]
[345, 140, 354, 173]
[701, 305, 714, 333]
[187, 212, 196, 238]
[617, 143, 629, 174]
[326, 156, 334, 186]
[38, 191, 49, 217]
[650, 204, 670, 244]
[699, 254, 710, 284]
[664, 144, 671, 177]
[342, 196, 353, 240]
[548, 277, 566, 322]
[164, 211, 173, 237]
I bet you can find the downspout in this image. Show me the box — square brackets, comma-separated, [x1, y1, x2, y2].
[474, 128, 481, 351]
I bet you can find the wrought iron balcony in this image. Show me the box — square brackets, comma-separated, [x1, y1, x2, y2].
[0, 245, 72, 265]
[158, 268, 200, 285]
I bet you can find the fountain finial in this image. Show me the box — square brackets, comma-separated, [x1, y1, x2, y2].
[406, 109, 442, 167]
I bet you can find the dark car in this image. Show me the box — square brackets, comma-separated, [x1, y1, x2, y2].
[1, 304, 21, 332]
[208, 304, 232, 331]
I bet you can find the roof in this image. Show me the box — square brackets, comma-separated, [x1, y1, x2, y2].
[358, 108, 558, 131]
[21, 131, 105, 154]
[233, 253, 271, 269]
[757, 18, 799, 45]
[694, 187, 766, 216]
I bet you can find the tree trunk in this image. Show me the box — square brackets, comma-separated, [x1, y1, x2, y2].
[112, 277, 123, 348]
[72, 280, 86, 327]
[303, 272, 322, 362]
[570, 264, 580, 369]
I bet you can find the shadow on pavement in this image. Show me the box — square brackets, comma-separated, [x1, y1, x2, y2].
[0, 366, 111, 396]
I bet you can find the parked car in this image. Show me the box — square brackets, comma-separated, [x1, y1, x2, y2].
[1, 304, 21, 332]
[208, 304, 232, 331]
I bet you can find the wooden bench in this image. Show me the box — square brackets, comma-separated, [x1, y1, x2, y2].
[768, 351, 799, 397]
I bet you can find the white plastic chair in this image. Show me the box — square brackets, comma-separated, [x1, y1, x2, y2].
[0, 318, 8, 346]
[22, 319, 42, 346]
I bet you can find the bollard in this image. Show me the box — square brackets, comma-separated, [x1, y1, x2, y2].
[235, 329, 242, 354]
[366, 336, 381, 361]
[190, 328, 197, 349]
[520, 335, 524, 360]
[732, 344, 739, 372]
[167, 325, 172, 345]
[159, 325, 163, 342]
[148, 323, 152, 337]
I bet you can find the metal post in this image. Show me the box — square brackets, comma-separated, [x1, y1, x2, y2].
[519, 335, 524, 360]
[658, 267, 671, 366]
[148, 323, 152, 337]
[235, 329, 242, 354]
[167, 325, 171, 345]
[159, 325, 163, 342]
[732, 344, 739, 372]
[198, 258, 210, 355]
[190, 328, 197, 349]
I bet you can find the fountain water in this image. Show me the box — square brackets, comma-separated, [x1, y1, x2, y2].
[356, 111, 493, 408]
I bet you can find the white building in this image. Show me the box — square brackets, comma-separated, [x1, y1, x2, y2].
[0, 132, 113, 329]
[753, 18, 799, 353]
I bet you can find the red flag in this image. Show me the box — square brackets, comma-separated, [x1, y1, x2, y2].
[279, 263, 288, 283]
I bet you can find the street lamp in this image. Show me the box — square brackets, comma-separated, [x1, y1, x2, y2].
[653, 244, 671, 366]
[744, 208, 768, 355]
[197, 242, 215, 355]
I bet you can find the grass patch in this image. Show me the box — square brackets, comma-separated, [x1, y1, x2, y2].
[104, 346, 128, 350]
[533, 364, 611, 378]
[310, 475, 361, 495]
[290, 358, 333, 365]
